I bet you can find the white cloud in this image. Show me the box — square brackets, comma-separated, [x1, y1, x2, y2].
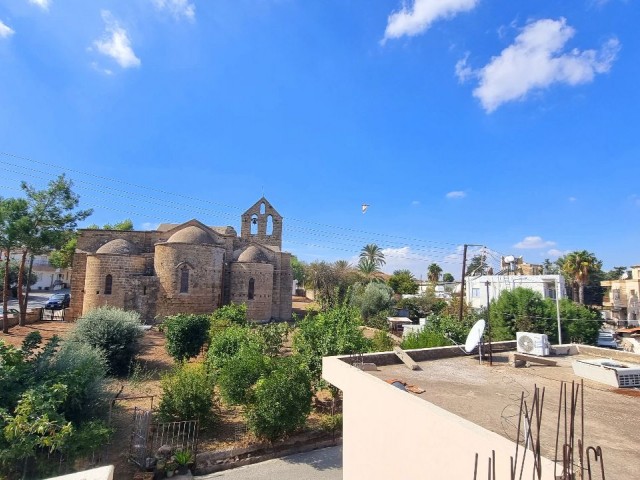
[455, 53, 474, 83]
[445, 191, 466, 199]
[546, 248, 569, 259]
[568, 196, 577, 202]
[0, 19, 15, 38]
[514, 236, 556, 249]
[93, 11, 141, 69]
[467, 18, 620, 112]
[411, 200, 421, 206]
[152, 0, 195, 21]
[382, 0, 479, 43]
[28, 0, 50, 10]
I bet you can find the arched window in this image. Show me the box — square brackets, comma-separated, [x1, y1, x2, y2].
[104, 275, 112, 295]
[260, 202, 266, 215]
[250, 214, 258, 235]
[266, 215, 273, 235]
[180, 266, 189, 293]
[248, 278, 255, 300]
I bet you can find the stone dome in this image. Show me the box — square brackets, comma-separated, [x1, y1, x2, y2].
[96, 239, 138, 255]
[167, 225, 214, 244]
[237, 245, 270, 263]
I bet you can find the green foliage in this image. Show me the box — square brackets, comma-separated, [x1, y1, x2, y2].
[291, 255, 306, 286]
[292, 305, 370, 383]
[319, 413, 342, 434]
[48, 236, 77, 270]
[442, 273, 455, 283]
[400, 315, 474, 349]
[162, 314, 210, 362]
[545, 298, 601, 345]
[349, 282, 394, 323]
[466, 254, 488, 276]
[388, 270, 419, 294]
[52, 342, 108, 424]
[304, 260, 360, 310]
[210, 303, 248, 327]
[427, 263, 442, 283]
[489, 288, 554, 341]
[395, 293, 447, 320]
[0, 261, 38, 291]
[85, 219, 133, 231]
[70, 306, 143, 376]
[158, 363, 216, 427]
[174, 449, 194, 466]
[246, 356, 312, 441]
[254, 322, 289, 357]
[371, 330, 394, 352]
[217, 343, 268, 405]
[206, 325, 260, 372]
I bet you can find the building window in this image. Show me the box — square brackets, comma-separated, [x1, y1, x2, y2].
[248, 278, 255, 300]
[180, 266, 189, 293]
[472, 288, 480, 297]
[250, 214, 258, 235]
[266, 215, 273, 235]
[105, 275, 112, 295]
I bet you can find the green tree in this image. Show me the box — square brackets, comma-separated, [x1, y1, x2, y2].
[427, 263, 442, 283]
[359, 244, 385, 269]
[0, 262, 37, 293]
[542, 258, 559, 274]
[162, 314, 211, 362]
[544, 298, 601, 345]
[0, 198, 30, 333]
[357, 257, 381, 283]
[16, 175, 92, 325]
[292, 305, 370, 383]
[466, 254, 488, 276]
[561, 251, 603, 305]
[158, 363, 216, 427]
[85, 219, 133, 230]
[246, 356, 312, 441]
[350, 282, 394, 323]
[489, 288, 555, 341]
[442, 273, 455, 283]
[388, 269, 418, 294]
[291, 255, 306, 287]
[605, 266, 627, 280]
[304, 260, 359, 309]
[48, 235, 77, 269]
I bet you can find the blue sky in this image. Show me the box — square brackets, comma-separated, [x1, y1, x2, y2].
[0, 0, 638, 279]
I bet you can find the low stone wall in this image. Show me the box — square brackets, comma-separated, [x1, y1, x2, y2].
[340, 341, 517, 367]
[576, 344, 640, 363]
[3, 308, 44, 328]
[195, 431, 340, 475]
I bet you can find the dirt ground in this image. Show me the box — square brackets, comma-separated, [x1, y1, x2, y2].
[0, 318, 338, 479]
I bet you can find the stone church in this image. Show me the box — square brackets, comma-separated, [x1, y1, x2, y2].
[68, 197, 292, 322]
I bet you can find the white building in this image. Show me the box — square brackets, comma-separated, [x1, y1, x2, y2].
[466, 274, 565, 310]
[0, 251, 71, 292]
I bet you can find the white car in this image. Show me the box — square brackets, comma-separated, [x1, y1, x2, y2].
[596, 331, 618, 349]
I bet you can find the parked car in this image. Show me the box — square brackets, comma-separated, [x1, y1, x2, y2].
[596, 331, 618, 349]
[45, 293, 70, 310]
[0, 308, 19, 315]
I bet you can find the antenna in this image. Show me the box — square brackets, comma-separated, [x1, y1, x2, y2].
[464, 319, 486, 364]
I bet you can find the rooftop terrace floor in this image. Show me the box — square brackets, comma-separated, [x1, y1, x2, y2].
[369, 352, 639, 480]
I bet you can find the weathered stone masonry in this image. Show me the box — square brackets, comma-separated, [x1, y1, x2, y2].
[69, 197, 292, 322]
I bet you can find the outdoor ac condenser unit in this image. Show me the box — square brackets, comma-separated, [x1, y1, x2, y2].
[516, 332, 550, 357]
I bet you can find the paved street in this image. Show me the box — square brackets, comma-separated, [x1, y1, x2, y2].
[197, 446, 342, 480]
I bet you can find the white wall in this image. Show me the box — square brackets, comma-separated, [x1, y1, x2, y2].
[466, 275, 565, 310]
[323, 356, 555, 480]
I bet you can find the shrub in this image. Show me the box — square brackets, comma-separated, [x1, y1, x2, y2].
[293, 305, 370, 383]
[246, 356, 312, 441]
[162, 314, 210, 362]
[158, 363, 216, 427]
[254, 322, 289, 357]
[206, 325, 261, 373]
[52, 342, 108, 424]
[70, 306, 143, 376]
[371, 330, 394, 352]
[210, 303, 247, 327]
[217, 343, 268, 405]
[349, 282, 394, 322]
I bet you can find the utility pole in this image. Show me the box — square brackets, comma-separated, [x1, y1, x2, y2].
[485, 280, 493, 366]
[556, 277, 562, 344]
[458, 244, 468, 324]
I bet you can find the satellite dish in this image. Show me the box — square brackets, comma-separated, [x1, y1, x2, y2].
[503, 255, 515, 263]
[464, 319, 486, 353]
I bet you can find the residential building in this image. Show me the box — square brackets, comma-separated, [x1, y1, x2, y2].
[601, 265, 640, 326]
[0, 251, 71, 292]
[466, 274, 565, 309]
[69, 197, 292, 322]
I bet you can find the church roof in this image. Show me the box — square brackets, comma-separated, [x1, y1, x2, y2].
[167, 225, 215, 244]
[96, 239, 139, 255]
[237, 245, 270, 263]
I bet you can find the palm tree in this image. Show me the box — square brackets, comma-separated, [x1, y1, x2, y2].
[427, 263, 442, 283]
[562, 251, 602, 305]
[360, 244, 385, 269]
[357, 257, 380, 282]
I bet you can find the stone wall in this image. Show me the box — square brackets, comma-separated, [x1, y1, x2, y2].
[230, 262, 274, 322]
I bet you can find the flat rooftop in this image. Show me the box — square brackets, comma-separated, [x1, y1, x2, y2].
[367, 350, 639, 480]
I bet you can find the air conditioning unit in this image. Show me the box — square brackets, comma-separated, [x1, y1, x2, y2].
[516, 332, 550, 357]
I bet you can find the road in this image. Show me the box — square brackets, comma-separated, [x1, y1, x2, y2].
[197, 446, 342, 480]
